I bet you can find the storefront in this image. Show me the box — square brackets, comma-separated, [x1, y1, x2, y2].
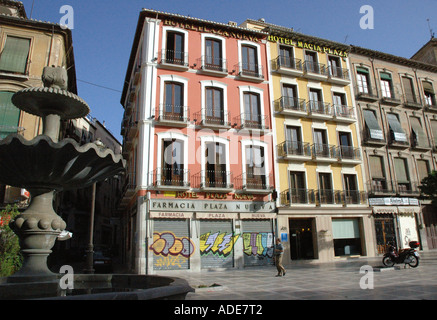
[145, 196, 276, 273]
[370, 198, 421, 254]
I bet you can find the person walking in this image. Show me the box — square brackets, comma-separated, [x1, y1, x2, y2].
[274, 238, 286, 277]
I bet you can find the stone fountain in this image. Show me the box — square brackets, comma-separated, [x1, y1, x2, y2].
[0, 67, 193, 299]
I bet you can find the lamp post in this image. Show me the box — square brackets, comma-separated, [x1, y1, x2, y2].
[84, 182, 96, 274]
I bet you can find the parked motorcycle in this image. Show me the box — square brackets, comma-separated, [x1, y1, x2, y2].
[382, 241, 420, 268]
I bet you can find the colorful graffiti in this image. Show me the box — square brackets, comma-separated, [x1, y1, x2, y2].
[242, 232, 274, 258]
[199, 232, 240, 257]
[149, 232, 195, 258]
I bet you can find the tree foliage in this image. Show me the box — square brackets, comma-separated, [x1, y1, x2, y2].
[419, 170, 437, 206]
[0, 205, 23, 277]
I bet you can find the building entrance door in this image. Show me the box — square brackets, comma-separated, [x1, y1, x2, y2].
[374, 214, 397, 254]
[289, 218, 315, 260]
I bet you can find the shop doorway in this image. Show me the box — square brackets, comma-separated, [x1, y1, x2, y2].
[374, 214, 397, 254]
[289, 218, 315, 260]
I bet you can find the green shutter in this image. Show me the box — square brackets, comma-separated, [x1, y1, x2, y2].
[356, 67, 369, 74]
[380, 72, 392, 80]
[332, 219, 360, 239]
[394, 158, 409, 183]
[0, 36, 30, 74]
[0, 91, 20, 139]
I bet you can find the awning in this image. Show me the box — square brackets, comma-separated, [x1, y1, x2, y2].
[240, 213, 277, 219]
[423, 81, 434, 93]
[397, 206, 420, 215]
[387, 113, 407, 142]
[363, 109, 383, 140]
[373, 206, 398, 214]
[196, 212, 238, 219]
[410, 117, 428, 147]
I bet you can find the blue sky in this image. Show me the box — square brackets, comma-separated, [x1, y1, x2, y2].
[18, 0, 437, 143]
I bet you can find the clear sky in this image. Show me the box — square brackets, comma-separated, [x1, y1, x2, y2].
[18, 0, 437, 143]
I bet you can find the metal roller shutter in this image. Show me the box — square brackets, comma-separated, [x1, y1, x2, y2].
[151, 219, 192, 270]
[242, 219, 274, 266]
[199, 219, 236, 269]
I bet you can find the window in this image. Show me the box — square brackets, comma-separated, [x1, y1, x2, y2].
[245, 145, 266, 189]
[386, 113, 407, 143]
[205, 142, 227, 188]
[205, 87, 224, 125]
[380, 72, 394, 98]
[241, 44, 259, 77]
[289, 171, 307, 203]
[363, 109, 383, 140]
[164, 82, 184, 121]
[318, 172, 333, 204]
[0, 36, 30, 74]
[431, 120, 437, 147]
[356, 67, 370, 94]
[369, 155, 387, 192]
[402, 76, 417, 104]
[333, 92, 349, 117]
[410, 117, 428, 148]
[328, 56, 341, 77]
[205, 38, 223, 71]
[282, 84, 298, 109]
[0, 91, 20, 139]
[285, 126, 303, 155]
[423, 81, 436, 106]
[417, 160, 430, 184]
[165, 31, 185, 65]
[243, 92, 261, 128]
[338, 131, 355, 159]
[309, 88, 325, 114]
[304, 51, 319, 73]
[161, 139, 184, 186]
[279, 45, 296, 69]
[313, 129, 329, 157]
[394, 157, 410, 192]
[343, 174, 359, 204]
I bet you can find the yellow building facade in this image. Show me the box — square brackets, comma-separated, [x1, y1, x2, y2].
[243, 20, 375, 262]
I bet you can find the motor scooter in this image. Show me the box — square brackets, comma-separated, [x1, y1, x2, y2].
[382, 241, 420, 268]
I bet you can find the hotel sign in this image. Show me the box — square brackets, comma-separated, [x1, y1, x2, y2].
[268, 35, 348, 58]
[150, 199, 275, 213]
[163, 19, 263, 42]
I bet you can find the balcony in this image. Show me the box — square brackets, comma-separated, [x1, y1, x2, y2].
[192, 170, 234, 192]
[340, 190, 368, 205]
[395, 181, 420, 196]
[402, 94, 422, 109]
[119, 171, 137, 209]
[234, 173, 273, 194]
[307, 101, 333, 120]
[333, 105, 356, 123]
[362, 128, 386, 146]
[280, 188, 316, 206]
[277, 140, 312, 161]
[311, 144, 337, 162]
[355, 85, 379, 102]
[234, 62, 264, 82]
[272, 56, 303, 77]
[150, 167, 191, 190]
[388, 130, 409, 149]
[303, 61, 328, 81]
[380, 88, 402, 106]
[274, 96, 307, 117]
[158, 49, 189, 71]
[154, 104, 190, 127]
[315, 189, 341, 205]
[234, 113, 270, 133]
[337, 146, 362, 164]
[367, 180, 396, 196]
[327, 66, 350, 85]
[197, 56, 228, 77]
[193, 108, 231, 129]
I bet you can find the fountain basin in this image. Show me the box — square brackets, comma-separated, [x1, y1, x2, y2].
[0, 274, 195, 300]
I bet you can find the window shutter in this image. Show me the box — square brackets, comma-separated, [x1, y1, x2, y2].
[0, 91, 20, 139]
[0, 37, 30, 74]
[369, 156, 384, 179]
[394, 158, 409, 183]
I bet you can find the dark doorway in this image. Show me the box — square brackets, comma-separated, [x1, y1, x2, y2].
[289, 218, 315, 260]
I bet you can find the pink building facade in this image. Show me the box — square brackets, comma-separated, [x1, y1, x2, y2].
[120, 10, 277, 274]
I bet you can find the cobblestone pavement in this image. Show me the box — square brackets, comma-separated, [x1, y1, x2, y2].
[161, 251, 437, 300]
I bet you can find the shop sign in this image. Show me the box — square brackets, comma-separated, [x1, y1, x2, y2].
[369, 197, 419, 206]
[268, 35, 348, 58]
[150, 199, 275, 213]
